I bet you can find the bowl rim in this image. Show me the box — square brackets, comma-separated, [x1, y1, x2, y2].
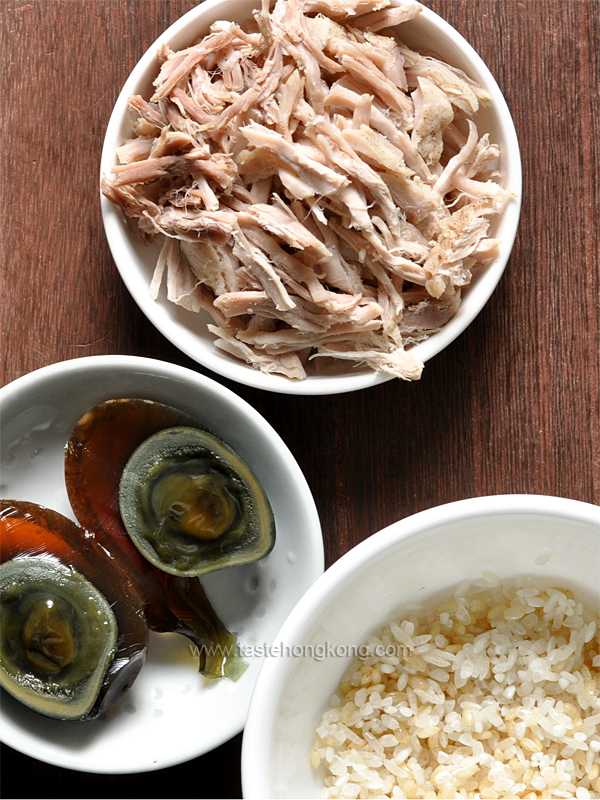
[100, 0, 522, 396]
[241, 493, 600, 798]
[0, 354, 325, 771]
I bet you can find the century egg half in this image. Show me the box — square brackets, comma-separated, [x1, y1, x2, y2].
[0, 500, 148, 720]
[0, 557, 117, 720]
[119, 426, 275, 577]
[64, 398, 270, 679]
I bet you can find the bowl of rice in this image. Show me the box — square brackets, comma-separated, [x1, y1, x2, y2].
[241, 495, 600, 798]
[100, 0, 521, 395]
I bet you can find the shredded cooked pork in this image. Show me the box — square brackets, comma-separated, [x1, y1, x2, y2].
[103, 0, 512, 381]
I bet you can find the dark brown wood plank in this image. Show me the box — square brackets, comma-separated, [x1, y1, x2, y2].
[1, 0, 599, 797]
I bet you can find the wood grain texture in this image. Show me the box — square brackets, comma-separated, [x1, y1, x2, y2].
[1, 0, 599, 796]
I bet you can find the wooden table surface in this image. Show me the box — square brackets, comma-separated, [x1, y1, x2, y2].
[1, 0, 599, 797]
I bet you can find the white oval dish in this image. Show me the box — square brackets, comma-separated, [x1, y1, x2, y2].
[100, 0, 522, 395]
[0, 355, 324, 773]
[241, 495, 600, 798]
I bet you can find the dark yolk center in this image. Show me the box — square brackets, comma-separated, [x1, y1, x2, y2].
[152, 473, 236, 541]
[22, 599, 76, 673]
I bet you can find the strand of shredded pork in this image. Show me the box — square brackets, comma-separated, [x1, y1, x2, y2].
[102, 0, 512, 381]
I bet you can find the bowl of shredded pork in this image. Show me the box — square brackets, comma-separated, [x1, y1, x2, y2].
[101, 0, 521, 394]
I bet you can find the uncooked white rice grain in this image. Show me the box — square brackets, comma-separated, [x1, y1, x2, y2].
[313, 576, 600, 798]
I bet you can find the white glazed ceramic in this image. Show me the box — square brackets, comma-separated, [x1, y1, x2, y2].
[100, 0, 522, 395]
[241, 495, 600, 799]
[0, 356, 323, 773]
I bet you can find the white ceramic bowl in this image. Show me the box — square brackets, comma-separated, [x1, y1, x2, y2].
[100, 0, 522, 395]
[241, 495, 600, 798]
[0, 355, 323, 773]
